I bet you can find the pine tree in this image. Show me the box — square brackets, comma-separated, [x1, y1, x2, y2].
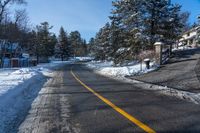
[35, 22, 56, 62]
[143, 0, 189, 48]
[143, 0, 170, 47]
[93, 23, 111, 60]
[88, 37, 95, 56]
[91, 0, 190, 64]
[69, 31, 82, 57]
[57, 27, 70, 61]
[82, 39, 88, 56]
[110, 0, 146, 64]
[49, 34, 57, 57]
[109, 21, 125, 64]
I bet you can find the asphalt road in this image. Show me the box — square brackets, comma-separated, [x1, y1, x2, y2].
[131, 48, 200, 93]
[19, 63, 200, 133]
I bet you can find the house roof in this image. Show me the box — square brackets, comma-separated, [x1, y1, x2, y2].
[182, 26, 200, 35]
[180, 35, 196, 41]
[0, 42, 20, 50]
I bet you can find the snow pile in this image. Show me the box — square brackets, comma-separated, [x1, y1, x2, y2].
[0, 60, 75, 132]
[0, 69, 36, 94]
[0, 60, 74, 97]
[12, 68, 33, 75]
[0, 68, 40, 132]
[172, 46, 195, 51]
[87, 60, 158, 77]
[73, 57, 94, 61]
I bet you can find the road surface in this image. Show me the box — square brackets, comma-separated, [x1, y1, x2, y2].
[131, 48, 200, 93]
[19, 63, 200, 133]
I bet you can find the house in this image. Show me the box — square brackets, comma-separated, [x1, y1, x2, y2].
[0, 40, 22, 58]
[179, 26, 200, 48]
[0, 40, 34, 68]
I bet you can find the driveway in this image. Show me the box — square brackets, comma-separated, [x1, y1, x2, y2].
[131, 48, 200, 93]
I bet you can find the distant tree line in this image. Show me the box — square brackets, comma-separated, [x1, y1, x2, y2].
[27, 24, 88, 62]
[88, 0, 190, 65]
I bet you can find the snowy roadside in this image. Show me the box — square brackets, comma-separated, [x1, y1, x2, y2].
[172, 45, 196, 52]
[86, 60, 158, 77]
[86, 61, 200, 104]
[0, 60, 74, 133]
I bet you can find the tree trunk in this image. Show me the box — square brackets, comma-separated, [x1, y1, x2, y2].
[36, 54, 39, 64]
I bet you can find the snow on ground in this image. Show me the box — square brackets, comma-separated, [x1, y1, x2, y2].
[172, 46, 195, 51]
[86, 60, 158, 77]
[0, 60, 73, 97]
[73, 57, 94, 61]
[0, 60, 75, 132]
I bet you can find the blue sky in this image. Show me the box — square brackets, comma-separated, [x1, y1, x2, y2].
[25, 0, 200, 41]
[172, 0, 200, 23]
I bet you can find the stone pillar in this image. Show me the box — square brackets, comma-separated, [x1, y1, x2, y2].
[154, 42, 163, 65]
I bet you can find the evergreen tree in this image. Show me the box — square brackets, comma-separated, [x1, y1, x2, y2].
[161, 4, 188, 43]
[109, 0, 146, 64]
[93, 23, 111, 60]
[86, 0, 190, 64]
[109, 21, 125, 64]
[143, 0, 170, 47]
[57, 27, 70, 61]
[36, 22, 56, 62]
[88, 37, 95, 56]
[49, 34, 57, 56]
[82, 39, 88, 56]
[143, 0, 189, 48]
[69, 31, 82, 57]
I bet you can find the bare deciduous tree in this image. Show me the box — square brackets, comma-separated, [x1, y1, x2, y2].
[14, 9, 29, 31]
[0, 0, 26, 24]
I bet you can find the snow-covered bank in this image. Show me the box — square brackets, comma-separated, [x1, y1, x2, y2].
[172, 46, 196, 51]
[0, 60, 74, 132]
[86, 60, 158, 77]
[0, 72, 46, 133]
[86, 60, 200, 104]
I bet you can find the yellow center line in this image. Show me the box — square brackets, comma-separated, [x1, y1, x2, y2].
[70, 69, 156, 133]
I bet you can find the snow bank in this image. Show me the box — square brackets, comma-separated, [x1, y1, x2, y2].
[87, 60, 158, 77]
[172, 46, 195, 51]
[0, 60, 75, 132]
[0, 67, 44, 132]
[73, 57, 94, 61]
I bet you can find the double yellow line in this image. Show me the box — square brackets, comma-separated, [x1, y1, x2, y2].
[70, 69, 156, 133]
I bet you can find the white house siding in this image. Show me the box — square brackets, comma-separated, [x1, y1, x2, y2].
[179, 29, 198, 47]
